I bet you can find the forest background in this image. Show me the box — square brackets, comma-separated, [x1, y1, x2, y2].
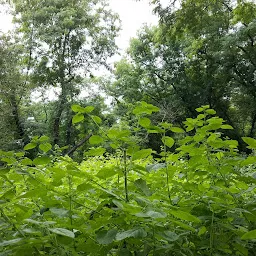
[0, 0, 256, 255]
[0, 0, 255, 154]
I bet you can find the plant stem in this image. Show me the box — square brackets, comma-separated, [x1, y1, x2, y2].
[210, 211, 214, 255]
[164, 132, 171, 203]
[68, 175, 73, 226]
[124, 149, 129, 202]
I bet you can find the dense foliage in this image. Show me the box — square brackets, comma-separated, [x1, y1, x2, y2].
[108, 0, 256, 152]
[0, 0, 256, 255]
[0, 103, 256, 255]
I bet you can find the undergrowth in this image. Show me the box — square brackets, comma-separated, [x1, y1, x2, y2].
[0, 103, 256, 255]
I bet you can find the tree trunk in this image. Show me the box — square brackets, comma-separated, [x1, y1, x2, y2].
[9, 94, 27, 144]
[53, 91, 66, 146]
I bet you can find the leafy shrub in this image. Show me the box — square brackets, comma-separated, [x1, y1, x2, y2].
[0, 103, 255, 255]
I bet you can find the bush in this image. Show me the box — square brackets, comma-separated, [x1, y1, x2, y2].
[0, 104, 255, 255]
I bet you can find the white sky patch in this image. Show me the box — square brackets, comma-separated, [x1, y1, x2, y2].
[108, 0, 158, 53]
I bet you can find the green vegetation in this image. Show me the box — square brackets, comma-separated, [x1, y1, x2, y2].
[0, 0, 256, 255]
[1, 103, 256, 255]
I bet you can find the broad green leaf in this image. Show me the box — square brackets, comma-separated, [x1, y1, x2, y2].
[107, 129, 130, 139]
[33, 156, 51, 165]
[206, 109, 216, 115]
[132, 149, 152, 160]
[169, 210, 201, 223]
[139, 117, 151, 127]
[77, 182, 93, 191]
[160, 231, 179, 242]
[241, 229, 256, 240]
[242, 137, 256, 149]
[84, 106, 95, 113]
[49, 208, 69, 217]
[221, 124, 233, 130]
[170, 127, 185, 133]
[49, 228, 75, 238]
[134, 178, 152, 196]
[146, 163, 166, 172]
[116, 228, 147, 241]
[97, 167, 117, 179]
[15, 152, 25, 157]
[133, 102, 159, 115]
[24, 143, 37, 150]
[198, 226, 207, 236]
[0, 238, 23, 247]
[162, 136, 175, 148]
[196, 107, 204, 112]
[39, 135, 50, 142]
[89, 135, 104, 145]
[91, 115, 102, 124]
[72, 113, 84, 124]
[72, 104, 86, 113]
[146, 210, 167, 219]
[96, 229, 117, 244]
[18, 189, 47, 199]
[21, 158, 33, 166]
[39, 143, 52, 153]
[84, 147, 106, 156]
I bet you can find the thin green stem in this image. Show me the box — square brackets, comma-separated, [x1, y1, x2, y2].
[210, 211, 214, 255]
[124, 149, 129, 202]
[163, 132, 171, 203]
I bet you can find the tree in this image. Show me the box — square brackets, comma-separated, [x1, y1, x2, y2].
[0, 34, 30, 150]
[10, 0, 120, 146]
[108, 0, 256, 151]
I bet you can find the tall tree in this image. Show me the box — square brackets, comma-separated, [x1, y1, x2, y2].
[11, 0, 119, 146]
[108, 0, 256, 150]
[0, 34, 29, 150]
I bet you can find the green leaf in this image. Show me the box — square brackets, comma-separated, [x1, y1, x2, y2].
[77, 182, 93, 192]
[96, 229, 117, 244]
[39, 135, 50, 142]
[206, 109, 216, 115]
[170, 127, 185, 133]
[221, 125, 233, 130]
[89, 135, 104, 145]
[33, 156, 51, 165]
[72, 104, 86, 113]
[139, 117, 151, 127]
[196, 107, 204, 112]
[21, 158, 33, 166]
[162, 136, 175, 148]
[91, 115, 102, 124]
[144, 210, 167, 219]
[169, 210, 201, 223]
[24, 143, 37, 150]
[241, 229, 256, 240]
[0, 238, 23, 247]
[198, 226, 207, 236]
[49, 208, 69, 217]
[132, 149, 152, 160]
[116, 228, 147, 241]
[134, 178, 152, 196]
[49, 228, 75, 238]
[242, 137, 256, 149]
[160, 231, 179, 242]
[72, 113, 84, 124]
[39, 143, 52, 153]
[84, 106, 95, 113]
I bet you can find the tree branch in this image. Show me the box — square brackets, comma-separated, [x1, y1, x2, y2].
[66, 133, 93, 156]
